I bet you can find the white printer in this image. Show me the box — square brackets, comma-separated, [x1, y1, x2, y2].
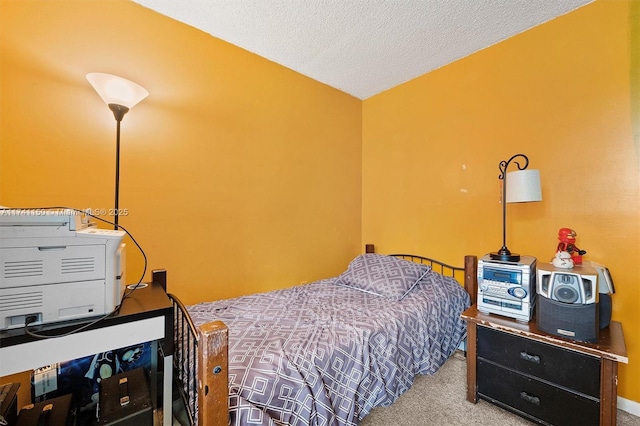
[0, 208, 126, 330]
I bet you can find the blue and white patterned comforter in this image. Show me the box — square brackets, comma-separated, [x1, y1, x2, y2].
[187, 270, 470, 426]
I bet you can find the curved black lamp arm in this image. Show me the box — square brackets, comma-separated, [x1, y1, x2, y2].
[491, 153, 530, 261]
[498, 154, 529, 180]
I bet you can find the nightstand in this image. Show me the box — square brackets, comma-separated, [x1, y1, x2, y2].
[462, 305, 628, 426]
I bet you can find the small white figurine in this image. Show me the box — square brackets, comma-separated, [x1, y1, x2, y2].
[552, 251, 574, 269]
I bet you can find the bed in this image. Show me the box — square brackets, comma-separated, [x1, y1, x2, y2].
[167, 246, 478, 426]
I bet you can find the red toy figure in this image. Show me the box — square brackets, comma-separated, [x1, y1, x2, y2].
[556, 228, 587, 265]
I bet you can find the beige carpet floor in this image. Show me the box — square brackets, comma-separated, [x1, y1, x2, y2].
[360, 352, 640, 426]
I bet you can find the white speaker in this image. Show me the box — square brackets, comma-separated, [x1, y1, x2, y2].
[536, 262, 600, 342]
[537, 263, 598, 305]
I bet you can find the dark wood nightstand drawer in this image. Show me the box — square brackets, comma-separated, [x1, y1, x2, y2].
[478, 359, 600, 426]
[477, 326, 600, 398]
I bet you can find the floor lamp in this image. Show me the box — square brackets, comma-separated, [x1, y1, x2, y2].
[86, 73, 148, 230]
[490, 154, 542, 262]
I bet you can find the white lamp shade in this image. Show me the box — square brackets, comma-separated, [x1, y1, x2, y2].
[506, 169, 542, 203]
[86, 73, 148, 108]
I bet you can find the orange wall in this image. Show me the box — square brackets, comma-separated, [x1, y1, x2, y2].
[363, 0, 639, 404]
[1, 0, 638, 409]
[0, 0, 363, 306]
[0, 1, 361, 405]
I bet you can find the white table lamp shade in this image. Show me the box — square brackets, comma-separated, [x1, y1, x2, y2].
[506, 169, 542, 203]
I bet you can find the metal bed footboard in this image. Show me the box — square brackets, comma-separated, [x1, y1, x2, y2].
[168, 293, 199, 426]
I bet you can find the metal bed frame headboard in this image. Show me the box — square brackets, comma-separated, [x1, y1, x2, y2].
[366, 244, 476, 298]
[390, 254, 465, 282]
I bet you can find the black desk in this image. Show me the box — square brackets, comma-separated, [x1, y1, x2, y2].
[0, 282, 173, 425]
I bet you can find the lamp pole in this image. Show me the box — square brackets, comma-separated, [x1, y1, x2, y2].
[108, 104, 129, 230]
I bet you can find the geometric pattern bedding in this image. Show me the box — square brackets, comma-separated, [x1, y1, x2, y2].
[187, 270, 471, 426]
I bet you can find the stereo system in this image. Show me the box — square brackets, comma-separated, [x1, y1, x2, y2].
[477, 255, 537, 323]
[477, 253, 615, 344]
[536, 262, 614, 343]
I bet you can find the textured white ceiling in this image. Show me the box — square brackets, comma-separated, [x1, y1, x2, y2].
[132, 0, 593, 99]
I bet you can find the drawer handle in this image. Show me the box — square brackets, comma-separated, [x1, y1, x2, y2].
[520, 391, 540, 406]
[119, 377, 130, 407]
[519, 351, 540, 364]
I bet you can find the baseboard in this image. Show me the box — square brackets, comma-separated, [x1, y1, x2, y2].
[618, 396, 640, 417]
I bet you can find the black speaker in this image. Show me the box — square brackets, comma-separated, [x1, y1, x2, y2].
[599, 293, 612, 329]
[537, 295, 599, 342]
